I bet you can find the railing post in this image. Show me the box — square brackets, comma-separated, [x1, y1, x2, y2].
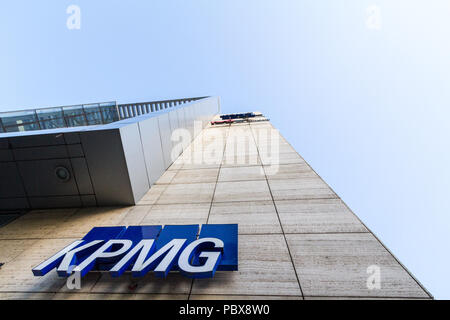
[99, 106, 106, 124]
[34, 110, 42, 130]
[116, 103, 122, 120]
[82, 106, 89, 125]
[0, 117, 6, 133]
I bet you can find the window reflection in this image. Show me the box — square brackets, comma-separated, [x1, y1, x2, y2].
[1, 110, 40, 132]
[83, 104, 102, 125]
[0, 102, 118, 133]
[36, 108, 66, 129]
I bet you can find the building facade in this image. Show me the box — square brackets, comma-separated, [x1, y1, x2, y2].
[0, 97, 431, 299]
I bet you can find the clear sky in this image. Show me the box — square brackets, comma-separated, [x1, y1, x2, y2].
[1, 1, 449, 299]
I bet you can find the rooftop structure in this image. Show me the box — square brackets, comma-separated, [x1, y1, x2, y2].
[0, 97, 219, 211]
[0, 97, 207, 133]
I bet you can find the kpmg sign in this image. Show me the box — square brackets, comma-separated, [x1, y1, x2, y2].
[32, 224, 238, 279]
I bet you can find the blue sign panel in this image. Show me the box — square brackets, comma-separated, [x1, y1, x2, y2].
[199, 224, 238, 271]
[108, 225, 162, 277]
[32, 224, 238, 279]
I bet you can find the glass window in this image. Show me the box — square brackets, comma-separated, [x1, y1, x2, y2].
[36, 107, 66, 129]
[63, 106, 87, 127]
[1, 110, 40, 132]
[0, 101, 118, 132]
[100, 103, 119, 123]
[4, 122, 40, 132]
[83, 104, 103, 125]
[1, 110, 37, 126]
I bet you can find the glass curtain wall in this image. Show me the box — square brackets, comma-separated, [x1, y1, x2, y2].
[0, 102, 118, 133]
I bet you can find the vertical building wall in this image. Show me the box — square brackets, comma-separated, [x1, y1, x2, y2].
[133, 114, 432, 300]
[0, 110, 432, 300]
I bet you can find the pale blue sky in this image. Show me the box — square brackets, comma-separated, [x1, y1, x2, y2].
[1, 1, 449, 299]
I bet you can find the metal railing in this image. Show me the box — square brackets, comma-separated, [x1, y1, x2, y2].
[117, 96, 208, 120]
